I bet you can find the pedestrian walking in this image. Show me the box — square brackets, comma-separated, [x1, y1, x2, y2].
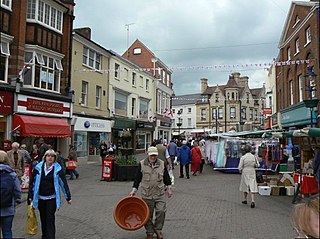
[28, 149, 72, 239]
[167, 139, 178, 170]
[20, 144, 32, 164]
[56, 151, 67, 175]
[291, 194, 319, 239]
[130, 146, 172, 239]
[99, 141, 108, 161]
[6, 142, 25, 183]
[0, 150, 22, 239]
[155, 140, 172, 170]
[199, 140, 206, 173]
[67, 145, 79, 180]
[191, 141, 202, 176]
[177, 140, 192, 179]
[38, 138, 49, 161]
[238, 144, 259, 208]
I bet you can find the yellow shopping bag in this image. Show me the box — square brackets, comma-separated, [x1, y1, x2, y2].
[26, 205, 38, 235]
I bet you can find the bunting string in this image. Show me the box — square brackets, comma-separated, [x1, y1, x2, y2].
[79, 59, 310, 73]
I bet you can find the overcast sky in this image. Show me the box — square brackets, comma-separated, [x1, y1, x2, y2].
[73, 0, 301, 95]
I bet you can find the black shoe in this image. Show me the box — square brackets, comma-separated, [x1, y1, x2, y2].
[187, 176, 190, 179]
[242, 200, 247, 204]
[251, 202, 255, 208]
[179, 176, 184, 178]
[76, 174, 79, 179]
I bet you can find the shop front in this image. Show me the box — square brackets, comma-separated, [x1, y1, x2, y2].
[136, 120, 154, 153]
[0, 90, 14, 149]
[14, 94, 72, 156]
[73, 116, 112, 158]
[280, 102, 317, 129]
[155, 115, 172, 143]
[112, 118, 136, 155]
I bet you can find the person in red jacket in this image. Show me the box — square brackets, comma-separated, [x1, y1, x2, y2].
[191, 141, 202, 176]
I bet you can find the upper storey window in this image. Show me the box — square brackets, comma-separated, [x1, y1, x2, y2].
[26, 0, 63, 33]
[1, 0, 12, 10]
[82, 46, 101, 70]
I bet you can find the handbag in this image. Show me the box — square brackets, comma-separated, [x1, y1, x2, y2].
[26, 205, 38, 235]
[66, 160, 77, 170]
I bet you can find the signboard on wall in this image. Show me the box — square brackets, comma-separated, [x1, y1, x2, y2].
[17, 94, 71, 118]
[0, 91, 13, 115]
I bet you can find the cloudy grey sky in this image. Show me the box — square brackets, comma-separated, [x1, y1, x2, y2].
[73, 0, 300, 95]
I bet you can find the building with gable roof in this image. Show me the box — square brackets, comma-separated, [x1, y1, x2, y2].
[123, 39, 174, 141]
[276, 0, 319, 130]
[197, 72, 265, 133]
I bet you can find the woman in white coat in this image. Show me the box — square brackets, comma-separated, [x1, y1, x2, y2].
[238, 144, 259, 208]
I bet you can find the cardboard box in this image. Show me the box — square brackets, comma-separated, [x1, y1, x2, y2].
[270, 186, 280, 196]
[258, 186, 271, 196]
[286, 186, 295, 196]
[270, 179, 278, 186]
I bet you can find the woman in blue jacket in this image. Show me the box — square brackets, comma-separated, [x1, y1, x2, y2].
[0, 150, 22, 239]
[28, 149, 71, 239]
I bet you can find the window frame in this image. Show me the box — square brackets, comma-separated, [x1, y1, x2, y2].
[305, 27, 311, 45]
[26, 0, 64, 33]
[230, 107, 236, 119]
[96, 85, 101, 109]
[81, 81, 88, 106]
[82, 46, 101, 70]
[1, 0, 12, 10]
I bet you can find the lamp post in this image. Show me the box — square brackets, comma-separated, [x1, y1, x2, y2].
[304, 66, 317, 128]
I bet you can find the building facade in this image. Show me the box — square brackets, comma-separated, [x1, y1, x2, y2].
[198, 73, 265, 133]
[276, 1, 319, 129]
[109, 50, 156, 154]
[71, 28, 113, 158]
[123, 39, 174, 141]
[171, 93, 201, 138]
[0, 0, 75, 156]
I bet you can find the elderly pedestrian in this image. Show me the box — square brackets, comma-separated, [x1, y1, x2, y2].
[6, 142, 25, 183]
[0, 150, 22, 239]
[291, 194, 319, 239]
[130, 146, 172, 239]
[238, 144, 259, 208]
[177, 140, 192, 179]
[28, 149, 72, 239]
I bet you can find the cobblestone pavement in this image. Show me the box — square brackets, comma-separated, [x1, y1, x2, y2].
[12, 156, 297, 239]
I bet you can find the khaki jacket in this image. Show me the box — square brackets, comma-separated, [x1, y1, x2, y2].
[140, 158, 165, 200]
[7, 149, 25, 177]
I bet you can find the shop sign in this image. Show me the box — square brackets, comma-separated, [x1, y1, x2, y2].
[17, 95, 71, 117]
[262, 108, 272, 115]
[281, 104, 316, 127]
[0, 91, 13, 114]
[160, 122, 171, 127]
[137, 122, 154, 130]
[74, 117, 111, 132]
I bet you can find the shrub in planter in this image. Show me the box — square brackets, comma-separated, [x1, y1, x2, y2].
[114, 156, 138, 181]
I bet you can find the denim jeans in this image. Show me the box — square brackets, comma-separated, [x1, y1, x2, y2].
[1, 215, 14, 239]
[67, 169, 79, 179]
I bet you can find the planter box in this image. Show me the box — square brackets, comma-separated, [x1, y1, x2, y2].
[114, 164, 138, 181]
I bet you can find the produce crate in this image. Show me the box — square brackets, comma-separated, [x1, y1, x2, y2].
[258, 186, 271, 196]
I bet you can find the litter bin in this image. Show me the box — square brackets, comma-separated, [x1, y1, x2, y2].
[101, 154, 115, 181]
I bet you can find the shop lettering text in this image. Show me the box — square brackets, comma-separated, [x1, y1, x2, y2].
[26, 98, 63, 114]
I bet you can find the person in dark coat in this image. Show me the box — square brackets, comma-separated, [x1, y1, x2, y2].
[177, 140, 192, 179]
[0, 150, 22, 239]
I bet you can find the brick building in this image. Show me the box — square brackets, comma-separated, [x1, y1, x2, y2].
[0, 0, 75, 155]
[276, 0, 319, 129]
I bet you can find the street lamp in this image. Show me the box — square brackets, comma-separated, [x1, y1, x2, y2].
[304, 66, 318, 128]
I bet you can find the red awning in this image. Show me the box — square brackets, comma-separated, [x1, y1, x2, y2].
[13, 114, 71, 137]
